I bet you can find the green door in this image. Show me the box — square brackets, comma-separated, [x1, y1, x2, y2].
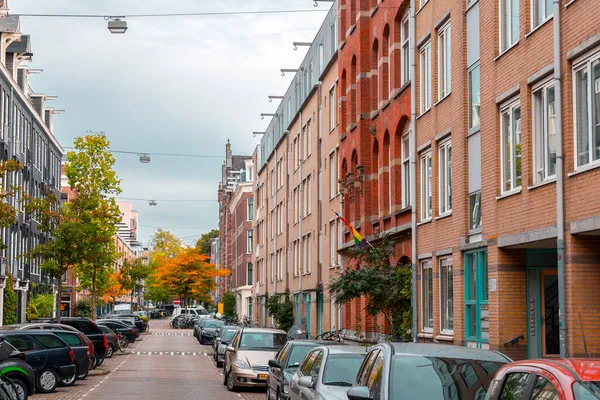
[304, 293, 312, 338]
[316, 292, 324, 336]
[465, 250, 489, 349]
[294, 294, 301, 325]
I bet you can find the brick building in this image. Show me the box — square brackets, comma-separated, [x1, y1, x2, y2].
[336, 0, 413, 341]
[412, 0, 600, 359]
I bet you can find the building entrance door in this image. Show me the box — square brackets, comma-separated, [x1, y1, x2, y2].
[540, 270, 559, 357]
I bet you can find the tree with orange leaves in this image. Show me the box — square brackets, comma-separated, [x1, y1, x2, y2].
[153, 247, 229, 309]
[102, 271, 127, 305]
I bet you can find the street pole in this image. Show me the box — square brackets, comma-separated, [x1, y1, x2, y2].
[409, 0, 418, 343]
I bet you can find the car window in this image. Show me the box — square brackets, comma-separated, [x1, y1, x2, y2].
[205, 321, 224, 329]
[531, 376, 559, 400]
[231, 331, 241, 348]
[34, 334, 67, 349]
[367, 351, 385, 398]
[238, 332, 286, 350]
[322, 354, 365, 387]
[287, 345, 314, 369]
[309, 351, 323, 377]
[499, 373, 531, 400]
[4, 335, 40, 352]
[357, 350, 380, 386]
[276, 343, 291, 364]
[55, 332, 83, 346]
[300, 351, 319, 376]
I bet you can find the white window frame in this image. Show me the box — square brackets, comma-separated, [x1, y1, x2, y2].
[329, 152, 337, 199]
[531, 0, 553, 31]
[438, 139, 452, 215]
[247, 198, 254, 221]
[468, 63, 481, 131]
[247, 262, 253, 286]
[420, 151, 432, 221]
[319, 43, 324, 75]
[573, 49, 600, 169]
[439, 257, 454, 335]
[307, 175, 312, 215]
[331, 19, 338, 54]
[500, 99, 522, 193]
[247, 231, 253, 254]
[499, 0, 519, 54]
[532, 78, 556, 183]
[420, 41, 432, 113]
[330, 221, 337, 268]
[438, 22, 451, 100]
[401, 14, 410, 86]
[330, 85, 337, 131]
[421, 259, 433, 333]
[402, 133, 411, 208]
[307, 233, 312, 274]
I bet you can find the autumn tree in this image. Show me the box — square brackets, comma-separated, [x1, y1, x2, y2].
[154, 247, 228, 309]
[102, 271, 126, 305]
[144, 230, 182, 305]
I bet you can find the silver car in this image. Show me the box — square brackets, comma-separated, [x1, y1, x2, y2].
[288, 346, 365, 400]
[214, 328, 239, 368]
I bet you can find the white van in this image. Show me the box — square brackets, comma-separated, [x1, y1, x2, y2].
[172, 307, 210, 318]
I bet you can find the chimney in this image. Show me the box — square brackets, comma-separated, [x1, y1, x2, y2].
[17, 67, 27, 92]
[5, 52, 15, 77]
[31, 94, 45, 118]
[44, 109, 53, 132]
[226, 139, 232, 168]
[0, 1, 8, 17]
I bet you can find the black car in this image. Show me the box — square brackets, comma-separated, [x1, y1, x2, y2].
[96, 319, 137, 343]
[97, 325, 119, 358]
[267, 340, 348, 400]
[48, 318, 108, 367]
[0, 338, 35, 400]
[0, 331, 76, 394]
[107, 314, 147, 333]
[49, 330, 91, 383]
[346, 342, 511, 400]
[197, 319, 224, 345]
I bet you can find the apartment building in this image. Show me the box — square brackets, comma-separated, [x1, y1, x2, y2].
[0, 4, 65, 323]
[413, 0, 600, 359]
[336, 0, 413, 340]
[253, 2, 341, 337]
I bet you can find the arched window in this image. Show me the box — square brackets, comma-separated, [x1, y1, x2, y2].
[351, 56, 357, 124]
[372, 139, 379, 216]
[383, 25, 391, 99]
[341, 69, 347, 129]
[371, 39, 379, 111]
[382, 131, 391, 213]
[351, 150, 360, 222]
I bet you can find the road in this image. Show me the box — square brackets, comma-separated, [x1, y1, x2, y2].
[41, 320, 264, 400]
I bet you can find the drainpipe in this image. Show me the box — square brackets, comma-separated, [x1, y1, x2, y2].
[273, 147, 278, 328]
[553, 0, 566, 359]
[298, 110, 304, 329]
[409, 0, 418, 343]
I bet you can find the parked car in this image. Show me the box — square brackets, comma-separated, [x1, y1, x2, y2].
[2, 323, 96, 374]
[288, 345, 366, 400]
[112, 314, 147, 333]
[97, 326, 119, 358]
[0, 338, 35, 400]
[214, 328, 239, 368]
[48, 318, 108, 368]
[213, 325, 240, 362]
[173, 307, 210, 319]
[43, 330, 91, 385]
[197, 319, 225, 345]
[0, 331, 77, 394]
[96, 319, 137, 343]
[346, 342, 511, 400]
[223, 328, 287, 392]
[485, 358, 600, 400]
[267, 340, 349, 400]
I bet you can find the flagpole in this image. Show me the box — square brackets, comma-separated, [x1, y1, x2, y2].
[331, 209, 374, 249]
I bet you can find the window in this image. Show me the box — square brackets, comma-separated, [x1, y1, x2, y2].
[532, 80, 556, 182]
[307, 233, 312, 273]
[307, 175, 312, 215]
[329, 152, 337, 198]
[366, 352, 385, 398]
[500, 0, 519, 53]
[247, 230, 253, 253]
[247, 198, 254, 221]
[319, 44, 324, 75]
[420, 41, 432, 113]
[574, 53, 600, 168]
[421, 260, 433, 332]
[469, 191, 482, 231]
[419, 0, 429, 9]
[402, 134, 411, 207]
[468, 64, 481, 130]
[499, 373, 530, 400]
[287, 98, 292, 125]
[331, 19, 338, 54]
[440, 257, 453, 333]
[438, 140, 452, 214]
[420, 151, 432, 220]
[330, 221, 337, 267]
[401, 15, 410, 85]
[438, 22, 451, 99]
[500, 101, 522, 192]
[465, 251, 489, 346]
[532, 376, 559, 399]
[330, 86, 337, 131]
[532, 0, 552, 30]
[35, 334, 66, 349]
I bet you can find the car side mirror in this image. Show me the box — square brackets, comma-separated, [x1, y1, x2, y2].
[226, 346, 235, 352]
[298, 376, 315, 389]
[268, 359, 282, 369]
[347, 386, 372, 400]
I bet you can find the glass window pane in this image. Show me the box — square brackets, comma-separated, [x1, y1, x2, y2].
[532, 376, 559, 400]
[593, 60, 600, 161]
[500, 373, 530, 400]
[511, 0, 519, 43]
[547, 86, 557, 176]
[514, 107, 522, 186]
[469, 66, 481, 129]
[469, 191, 482, 230]
[501, 111, 512, 191]
[467, 305, 477, 338]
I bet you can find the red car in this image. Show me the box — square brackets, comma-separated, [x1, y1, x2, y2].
[486, 359, 600, 399]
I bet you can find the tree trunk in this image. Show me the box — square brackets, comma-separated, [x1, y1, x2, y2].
[91, 268, 97, 321]
[183, 291, 188, 311]
[56, 279, 62, 323]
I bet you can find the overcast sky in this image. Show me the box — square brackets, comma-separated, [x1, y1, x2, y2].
[13, 0, 330, 246]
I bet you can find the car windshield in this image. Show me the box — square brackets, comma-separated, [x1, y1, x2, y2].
[286, 345, 315, 369]
[322, 354, 365, 386]
[205, 321, 224, 329]
[221, 330, 237, 343]
[574, 382, 600, 399]
[197, 309, 208, 315]
[390, 356, 504, 399]
[238, 332, 287, 351]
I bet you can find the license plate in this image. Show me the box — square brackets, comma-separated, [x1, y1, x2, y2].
[258, 374, 268, 380]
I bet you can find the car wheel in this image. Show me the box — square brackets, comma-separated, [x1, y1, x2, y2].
[223, 367, 228, 386]
[276, 389, 283, 400]
[60, 370, 77, 387]
[11, 378, 28, 400]
[216, 360, 223, 368]
[96, 356, 105, 367]
[36, 369, 58, 393]
[77, 364, 89, 380]
[106, 344, 114, 358]
[226, 370, 237, 392]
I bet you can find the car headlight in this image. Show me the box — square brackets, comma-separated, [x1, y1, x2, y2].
[283, 383, 289, 394]
[232, 359, 250, 369]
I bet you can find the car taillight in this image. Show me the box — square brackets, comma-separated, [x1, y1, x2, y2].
[131, 329, 135, 334]
[69, 349, 75, 363]
[103, 333, 108, 350]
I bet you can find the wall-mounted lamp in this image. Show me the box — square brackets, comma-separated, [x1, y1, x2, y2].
[369, 126, 377, 137]
[106, 16, 128, 34]
[356, 165, 365, 182]
[268, 96, 284, 103]
[281, 69, 299, 77]
[260, 113, 277, 120]
[293, 42, 313, 51]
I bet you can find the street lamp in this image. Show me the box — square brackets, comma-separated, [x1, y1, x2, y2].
[139, 153, 151, 163]
[107, 17, 128, 34]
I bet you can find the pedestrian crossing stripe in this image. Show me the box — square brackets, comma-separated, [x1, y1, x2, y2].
[134, 351, 199, 355]
[151, 332, 192, 336]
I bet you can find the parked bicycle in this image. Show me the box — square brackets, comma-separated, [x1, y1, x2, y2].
[117, 333, 129, 353]
[0, 377, 18, 400]
[316, 329, 345, 342]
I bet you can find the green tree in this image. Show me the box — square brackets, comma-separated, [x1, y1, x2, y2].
[27, 292, 54, 320]
[75, 298, 93, 318]
[144, 274, 172, 305]
[265, 291, 294, 332]
[329, 237, 412, 341]
[222, 291, 236, 318]
[3, 271, 17, 325]
[65, 133, 122, 320]
[195, 229, 219, 256]
[119, 258, 152, 310]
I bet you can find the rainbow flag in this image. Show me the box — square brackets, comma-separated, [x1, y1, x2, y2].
[333, 210, 367, 248]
